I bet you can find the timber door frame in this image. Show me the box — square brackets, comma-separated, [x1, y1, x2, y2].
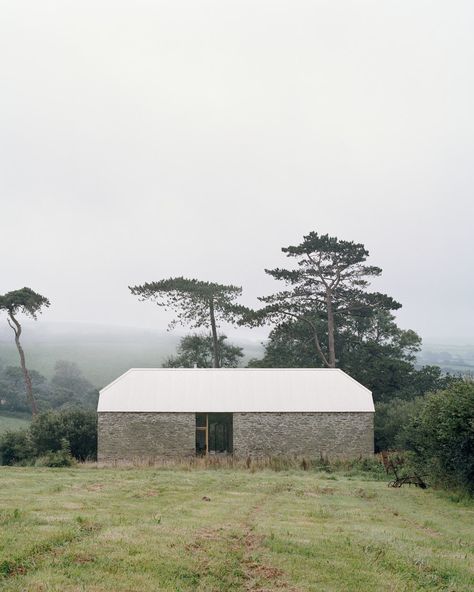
[196, 413, 209, 455]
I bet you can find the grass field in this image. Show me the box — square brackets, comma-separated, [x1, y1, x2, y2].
[0, 413, 30, 435]
[0, 467, 472, 591]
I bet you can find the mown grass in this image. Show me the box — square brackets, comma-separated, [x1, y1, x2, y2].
[0, 413, 30, 435]
[0, 466, 472, 591]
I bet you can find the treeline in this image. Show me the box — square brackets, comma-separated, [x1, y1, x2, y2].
[0, 230, 472, 491]
[0, 232, 464, 417]
[0, 359, 98, 414]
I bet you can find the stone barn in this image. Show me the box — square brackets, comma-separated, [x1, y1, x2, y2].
[97, 368, 374, 463]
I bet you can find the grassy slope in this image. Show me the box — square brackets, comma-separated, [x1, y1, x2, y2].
[0, 335, 180, 388]
[0, 325, 263, 388]
[0, 414, 30, 435]
[0, 468, 472, 591]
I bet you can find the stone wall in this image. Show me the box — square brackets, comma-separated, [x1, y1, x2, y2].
[98, 412, 195, 463]
[98, 411, 374, 463]
[233, 412, 373, 458]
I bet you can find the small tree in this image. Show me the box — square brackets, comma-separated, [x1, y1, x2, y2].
[129, 277, 242, 368]
[163, 334, 244, 368]
[244, 232, 399, 368]
[0, 288, 50, 415]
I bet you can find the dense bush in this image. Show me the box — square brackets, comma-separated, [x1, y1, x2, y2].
[374, 397, 424, 451]
[0, 429, 34, 465]
[0, 409, 97, 465]
[34, 438, 76, 467]
[30, 409, 97, 461]
[403, 381, 474, 493]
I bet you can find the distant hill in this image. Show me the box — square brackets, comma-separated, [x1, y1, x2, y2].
[417, 341, 474, 375]
[0, 322, 264, 388]
[1, 322, 470, 388]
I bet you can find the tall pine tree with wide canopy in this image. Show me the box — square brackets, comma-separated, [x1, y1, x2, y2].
[243, 232, 400, 368]
[129, 277, 242, 368]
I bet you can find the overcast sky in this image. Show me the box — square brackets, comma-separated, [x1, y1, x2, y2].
[1, 1, 473, 343]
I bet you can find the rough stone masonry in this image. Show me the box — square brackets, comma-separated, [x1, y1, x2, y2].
[97, 411, 373, 463]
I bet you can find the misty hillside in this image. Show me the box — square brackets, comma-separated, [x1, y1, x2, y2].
[1, 322, 472, 389]
[0, 323, 264, 388]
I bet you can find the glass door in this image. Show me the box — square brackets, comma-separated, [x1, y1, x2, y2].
[195, 413, 208, 456]
[195, 413, 233, 455]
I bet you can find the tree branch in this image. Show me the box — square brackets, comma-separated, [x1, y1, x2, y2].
[272, 308, 330, 367]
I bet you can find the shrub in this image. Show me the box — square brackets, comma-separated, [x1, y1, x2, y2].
[403, 381, 474, 493]
[57, 409, 97, 460]
[374, 397, 425, 451]
[0, 429, 35, 465]
[29, 409, 97, 461]
[342, 456, 386, 479]
[34, 438, 76, 467]
[29, 411, 63, 454]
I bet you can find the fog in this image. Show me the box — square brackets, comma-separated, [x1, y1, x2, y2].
[1, 1, 473, 343]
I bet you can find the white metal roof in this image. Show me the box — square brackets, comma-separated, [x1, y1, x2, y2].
[98, 368, 374, 413]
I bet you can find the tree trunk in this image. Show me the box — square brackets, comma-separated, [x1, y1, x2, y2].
[209, 298, 220, 368]
[326, 289, 337, 368]
[8, 313, 38, 415]
[311, 327, 331, 368]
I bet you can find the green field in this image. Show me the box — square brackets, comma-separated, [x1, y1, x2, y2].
[0, 468, 472, 591]
[0, 414, 30, 435]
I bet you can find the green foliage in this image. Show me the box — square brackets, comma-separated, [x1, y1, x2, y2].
[402, 381, 474, 493]
[0, 429, 34, 465]
[374, 397, 425, 451]
[0, 366, 50, 412]
[51, 360, 94, 396]
[242, 232, 400, 368]
[0, 287, 50, 320]
[49, 360, 98, 409]
[34, 438, 76, 467]
[130, 277, 243, 367]
[163, 334, 244, 368]
[0, 409, 97, 465]
[29, 411, 64, 455]
[248, 314, 443, 405]
[0, 360, 98, 413]
[0, 287, 51, 415]
[30, 409, 97, 461]
[129, 277, 242, 331]
[247, 319, 319, 368]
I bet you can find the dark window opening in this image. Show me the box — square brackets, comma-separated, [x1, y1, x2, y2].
[195, 413, 233, 455]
